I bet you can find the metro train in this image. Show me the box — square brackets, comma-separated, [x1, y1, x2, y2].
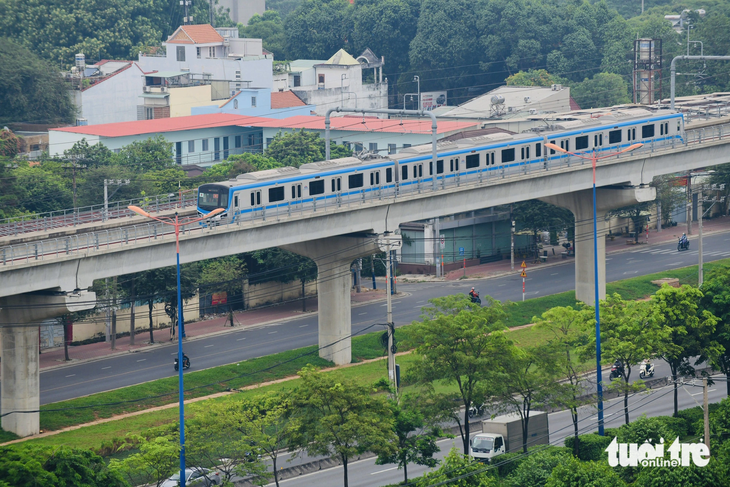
[196, 109, 685, 220]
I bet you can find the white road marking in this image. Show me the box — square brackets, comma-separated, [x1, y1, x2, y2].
[665, 262, 683, 266]
[358, 312, 367, 315]
[237, 337, 246, 341]
[204, 344, 214, 348]
[137, 359, 146, 362]
[623, 271, 638, 275]
[102, 366, 111, 370]
[268, 331, 278, 334]
[371, 466, 399, 475]
[691, 389, 715, 396]
[498, 284, 506, 287]
[416, 300, 425, 303]
[550, 273, 559, 276]
[65, 374, 75, 378]
[298, 324, 308, 328]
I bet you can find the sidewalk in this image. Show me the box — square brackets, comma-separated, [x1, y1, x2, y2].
[40, 216, 730, 371]
[39, 288, 387, 371]
[439, 215, 730, 282]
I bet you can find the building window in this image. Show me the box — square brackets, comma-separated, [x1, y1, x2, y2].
[318, 74, 325, 84]
[208, 46, 215, 58]
[293, 75, 301, 87]
[113, 148, 121, 154]
[214, 138, 220, 159]
[388, 144, 396, 154]
[188, 140, 195, 153]
[145, 107, 154, 120]
[248, 134, 255, 146]
[266, 137, 273, 147]
[233, 99, 238, 109]
[176, 46, 185, 62]
[354, 142, 363, 152]
[196, 47, 201, 59]
[235, 135, 242, 148]
[202, 139, 209, 151]
[251, 96, 257, 107]
[369, 142, 378, 152]
[223, 137, 229, 159]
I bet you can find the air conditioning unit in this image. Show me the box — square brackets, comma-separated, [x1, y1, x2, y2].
[529, 108, 537, 115]
[160, 86, 168, 93]
[143, 86, 151, 93]
[524, 96, 531, 103]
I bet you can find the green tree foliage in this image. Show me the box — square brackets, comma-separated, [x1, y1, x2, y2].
[546, 456, 626, 487]
[505, 447, 572, 487]
[240, 11, 287, 60]
[10, 161, 73, 214]
[512, 200, 574, 249]
[416, 448, 497, 487]
[109, 436, 178, 487]
[571, 72, 631, 109]
[506, 69, 566, 87]
[534, 305, 593, 451]
[0, 129, 21, 157]
[593, 295, 669, 424]
[264, 129, 351, 167]
[288, 365, 396, 487]
[700, 265, 730, 396]
[0, 39, 75, 124]
[375, 395, 442, 484]
[409, 294, 509, 454]
[283, 0, 354, 60]
[651, 284, 721, 416]
[115, 136, 174, 172]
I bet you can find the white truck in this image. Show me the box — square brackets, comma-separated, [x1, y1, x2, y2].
[469, 411, 549, 462]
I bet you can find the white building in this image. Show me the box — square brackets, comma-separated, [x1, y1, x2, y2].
[68, 60, 146, 125]
[192, 89, 315, 119]
[274, 49, 388, 117]
[137, 24, 273, 92]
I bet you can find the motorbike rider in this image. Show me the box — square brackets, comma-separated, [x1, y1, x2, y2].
[469, 287, 477, 300]
[680, 233, 688, 247]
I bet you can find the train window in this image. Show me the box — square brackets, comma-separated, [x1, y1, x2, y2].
[632, 128, 636, 140]
[437, 160, 444, 174]
[502, 148, 515, 163]
[370, 173, 374, 185]
[429, 161, 433, 175]
[450, 159, 454, 172]
[269, 187, 285, 203]
[310, 179, 325, 195]
[413, 165, 418, 178]
[549, 143, 555, 155]
[386, 168, 393, 183]
[526, 146, 530, 159]
[349, 173, 364, 189]
[455, 159, 459, 171]
[660, 124, 664, 136]
[576, 136, 588, 150]
[250, 191, 261, 206]
[642, 124, 654, 138]
[401, 165, 408, 180]
[521, 147, 525, 159]
[234, 195, 238, 208]
[535, 144, 542, 157]
[666, 122, 670, 134]
[609, 130, 622, 144]
[490, 153, 495, 164]
[331, 177, 342, 192]
[466, 154, 479, 169]
[375, 172, 380, 184]
[416, 165, 423, 177]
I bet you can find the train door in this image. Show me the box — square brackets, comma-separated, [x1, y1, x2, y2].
[250, 190, 262, 219]
[413, 163, 423, 191]
[290, 183, 302, 213]
[370, 170, 382, 198]
[331, 176, 342, 205]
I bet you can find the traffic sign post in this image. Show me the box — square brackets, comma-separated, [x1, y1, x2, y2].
[520, 261, 527, 302]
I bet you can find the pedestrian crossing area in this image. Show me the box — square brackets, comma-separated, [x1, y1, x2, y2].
[627, 247, 730, 257]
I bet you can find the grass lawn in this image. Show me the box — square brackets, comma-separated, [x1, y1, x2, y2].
[3, 258, 728, 451]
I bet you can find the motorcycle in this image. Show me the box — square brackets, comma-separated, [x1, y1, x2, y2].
[174, 354, 190, 372]
[468, 402, 486, 418]
[639, 361, 655, 379]
[609, 361, 624, 380]
[470, 291, 482, 305]
[677, 237, 690, 251]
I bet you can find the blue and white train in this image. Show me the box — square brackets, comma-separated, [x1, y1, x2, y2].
[197, 109, 685, 220]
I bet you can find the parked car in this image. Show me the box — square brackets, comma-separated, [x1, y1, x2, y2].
[161, 468, 220, 486]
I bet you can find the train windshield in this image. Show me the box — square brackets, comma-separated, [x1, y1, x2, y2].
[198, 185, 229, 212]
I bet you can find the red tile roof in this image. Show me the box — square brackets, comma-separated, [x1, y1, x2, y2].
[271, 91, 306, 109]
[246, 116, 478, 134]
[51, 113, 270, 138]
[569, 96, 581, 111]
[167, 24, 223, 45]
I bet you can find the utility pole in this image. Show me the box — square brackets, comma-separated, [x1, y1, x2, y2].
[703, 377, 710, 450]
[209, 0, 214, 26]
[378, 233, 402, 394]
[62, 156, 87, 208]
[371, 255, 376, 290]
[687, 172, 693, 236]
[511, 205, 515, 271]
[181, 0, 192, 24]
[697, 183, 726, 286]
[356, 258, 362, 293]
[129, 276, 136, 346]
[104, 179, 130, 221]
[111, 276, 117, 350]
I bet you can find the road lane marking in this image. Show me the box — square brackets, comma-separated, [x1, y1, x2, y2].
[690, 389, 715, 396]
[371, 466, 399, 475]
[299, 324, 308, 328]
[665, 263, 683, 266]
[268, 331, 277, 334]
[551, 273, 559, 276]
[237, 337, 246, 341]
[498, 284, 506, 287]
[358, 312, 367, 315]
[136, 359, 146, 362]
[623, 271, 638, 275]
[204, 344, 214, 348]
[102, 366, 111, 370]
[65, 374, 75, 378]
[416, 300, 425, 303]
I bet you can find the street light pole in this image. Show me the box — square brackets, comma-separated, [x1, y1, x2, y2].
[545, 142, 643, 436]
[127, 205, 224, 487]
[413, 75, 420, 110]
[378, 233, 402, 394]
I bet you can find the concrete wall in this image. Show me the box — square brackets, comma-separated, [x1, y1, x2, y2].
[138, 54, 273, 90]
[293, 82, 388, 117]
[77, 65, 145, 125]
[169, 85, 214, 117]
[245, 279, 317, 309]
[218, 0, 266, 26]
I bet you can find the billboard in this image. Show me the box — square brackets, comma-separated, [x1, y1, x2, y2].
[420, 91, 447, 111]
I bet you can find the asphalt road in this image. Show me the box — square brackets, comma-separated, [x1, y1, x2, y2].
[26, 230, 730, 405]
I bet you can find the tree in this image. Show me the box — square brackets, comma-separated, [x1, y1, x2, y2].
[199, 255, 246, 321]
[109, 436, 178, 487]
[415, 448, 497, 487]
[546, 457, 626, 487]
[409, 294, 509, 455]
[506, 447, 572, 487]
[0, 129, 21, 158]
[283, 0, 354, 60]
[700, 265, 730, 396]
[512, 200, 574, 250]
[506, 69, 566, 87]
[116, 136, 174, 172]
[0, 39, 75, 124]
[375, 395, 442, 484]
[288, 365, 396, 487]
[0, 447, 58, 487]
[534, 305, 593, 451]
[594, 295, 669, 424]
[230, 392, 294, 487]
[490, 343, 564, 453]
[186, 401, 269, 485]
[264, 129, 351, 167]
[240, 10, 287, 60]
[607, 200, 653, 244]
[652, 284, 721, 416]
[570, 72, 631, 109]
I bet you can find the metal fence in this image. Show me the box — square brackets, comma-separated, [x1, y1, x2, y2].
[2, 123, 729, 267]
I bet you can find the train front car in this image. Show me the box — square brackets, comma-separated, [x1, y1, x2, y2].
[197, 183, 231, 218]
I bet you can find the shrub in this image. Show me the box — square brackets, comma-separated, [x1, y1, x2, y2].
[494, 451, 526, 478]
[505, 447, 572, 487]
[546, 457, 626, 487]
[564, 433, 612, 462]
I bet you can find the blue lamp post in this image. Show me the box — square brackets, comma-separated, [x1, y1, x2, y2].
[544, 142, 642, 435]
[128, 206, 224, 485]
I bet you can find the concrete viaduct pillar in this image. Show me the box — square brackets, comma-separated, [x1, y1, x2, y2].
[283, 236, 380, 366]
[541, 187, 655, 305]
[1, 291, 95, 437]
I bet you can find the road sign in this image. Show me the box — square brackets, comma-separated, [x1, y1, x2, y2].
[520, 270, 526, 278]
[439, 234, 445, 250]
[521, 261, 526, 268]
[459, 247, 464, 256]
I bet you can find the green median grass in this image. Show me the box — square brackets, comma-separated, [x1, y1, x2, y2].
[2, 257, 728, 451]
